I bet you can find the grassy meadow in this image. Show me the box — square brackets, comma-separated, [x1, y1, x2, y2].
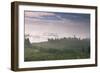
[24, 37, 90, 61]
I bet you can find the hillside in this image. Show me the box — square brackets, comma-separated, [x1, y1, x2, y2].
[32, 37, 90, 50]
[24, 37, 90, 61]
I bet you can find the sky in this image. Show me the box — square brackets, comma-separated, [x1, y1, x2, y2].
[24, 11, 90, 43]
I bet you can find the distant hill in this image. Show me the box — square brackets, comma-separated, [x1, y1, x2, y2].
[32, 37, 90, 50]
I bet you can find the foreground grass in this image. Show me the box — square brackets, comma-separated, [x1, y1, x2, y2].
[24, 47, 90, 61]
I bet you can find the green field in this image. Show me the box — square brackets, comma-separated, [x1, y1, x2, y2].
[24, 37, 90, 61]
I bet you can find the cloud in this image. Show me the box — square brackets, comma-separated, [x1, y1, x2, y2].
[25, 11, 56, 18]
[25, 11, 90, 23]
[24, 12, 72, 25]
[43, 32, 59, 37]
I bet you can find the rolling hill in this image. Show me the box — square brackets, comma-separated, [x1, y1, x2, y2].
[24, 37, 90, 61]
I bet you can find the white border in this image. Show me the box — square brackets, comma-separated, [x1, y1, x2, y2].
[18, 5, 96, 68]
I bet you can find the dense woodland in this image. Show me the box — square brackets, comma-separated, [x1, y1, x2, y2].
[24, 37, 90, 61]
